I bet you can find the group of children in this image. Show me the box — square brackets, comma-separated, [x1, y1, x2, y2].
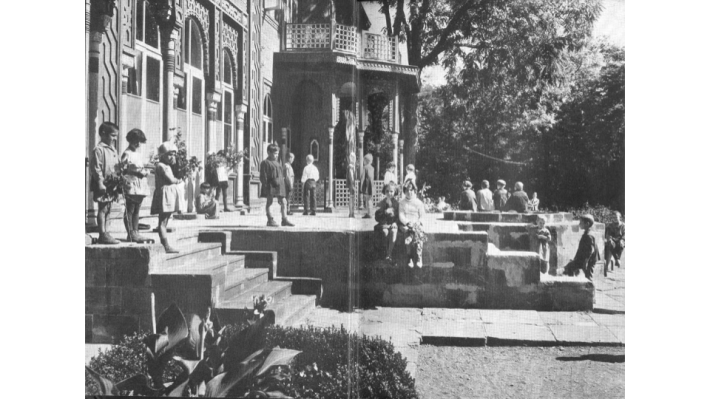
[457, 179, 539, 213]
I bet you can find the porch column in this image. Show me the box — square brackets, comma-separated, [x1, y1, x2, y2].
[375, 143, 380, 180]
[326, 125, 335, 212]
[87, 0, 116, 227]
[391, 131, 399, 183]
[399, 139, 405, 185]
[206, 90, 222, 154]
[235, 104, 247, 208]
[153, 0, 182, 140]
[281, 127, 289, 163]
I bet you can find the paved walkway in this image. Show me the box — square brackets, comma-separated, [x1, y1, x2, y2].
[294, 264, 625, 379]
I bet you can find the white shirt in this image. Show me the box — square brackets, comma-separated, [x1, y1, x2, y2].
[477, 188, 494, 211]
[404, 172, 417, 187]
[384, 171, 397, 185]
[301, 163, 320, 182]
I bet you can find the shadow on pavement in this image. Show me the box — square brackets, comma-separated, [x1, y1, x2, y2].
[593, 309, 625, 315]
[557, 354, 625, 363]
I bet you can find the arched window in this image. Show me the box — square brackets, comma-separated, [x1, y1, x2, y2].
[221, 50, 235, 149]
[310, 139, 319, 161]
[263, 94, 273, 145]
[136, 0, 160, 50]
[184, 19, 204, 115]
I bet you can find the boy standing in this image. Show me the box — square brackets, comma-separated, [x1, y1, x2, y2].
[476, 180, 495, 211]
[563, 214, 600, 279]
[259, 144, 295, 227]
[493, 180, 509, 211]
[284, 153, 295, 216]
[301, 154, 319, 215]
[604, 211, 625, 274]
[90, 122, 120, 244]
[534, 217, 551, 274]
[196, 182, 219, 219]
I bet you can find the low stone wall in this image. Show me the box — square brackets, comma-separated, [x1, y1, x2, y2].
[444, 211, 574, 223]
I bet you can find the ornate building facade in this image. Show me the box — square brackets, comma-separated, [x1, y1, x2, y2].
[85, 0, 419, 221]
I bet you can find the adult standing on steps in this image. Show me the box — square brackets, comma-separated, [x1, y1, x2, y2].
[301, 154, 319, 216]
[504, 182, 530, 213]
[260, 144, 294, 227]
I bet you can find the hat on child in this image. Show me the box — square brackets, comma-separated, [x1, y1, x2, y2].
[497, 179, 506, 186]
[463, 180, 473, 189]
[158, 141, 178, 155]
[579, 214, 595, 225]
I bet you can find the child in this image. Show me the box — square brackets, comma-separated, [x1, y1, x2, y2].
[399, 180, 427, 268]
[459, 180, 477, 211]
[90, 122, 120, 245]
[301, 154, 319, 216]
[529, 192, 540, 212]
[435, 196, 450, 212]
[150, 141, 183, 253]
[404, 164, 417, 190]
[361, 153, 375, 219]
[121, 128, 151, 243]
[211, 150, 232, 212]
[476, 180, 495, 211]
[259, 144, 294, 227]
[493, 179, 509, 211]
[284, 153, 295, 216]
[383, 162, 397, 185]
[196, 182, 219, 219]
[563, 214, 600, 279]
[604, 211, 625, 274]
[375, 182, 399, 262]
[346, 152, 357, 218]
[534, 217, 551, 274]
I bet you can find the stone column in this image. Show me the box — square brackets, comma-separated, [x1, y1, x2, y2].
[87, 0, 116, 227]
[326, 125, 335, 212]
[161, 29, 179, 140]
[235, 104, 247, 208]
[399, 139, 405, 185]
[375, 143, 380, 180]
[206, 90, 222, 154]
[391, 131, 399, 183]
[357, 130, 364, 208]
[281, 127, 289, 163]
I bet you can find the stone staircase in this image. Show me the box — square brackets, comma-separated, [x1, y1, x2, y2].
[85, 230, 317, 344]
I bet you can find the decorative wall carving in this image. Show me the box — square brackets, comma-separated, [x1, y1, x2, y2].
[223, 20, 240, 92]
[121, 0, 133, 46]
[221, 0, 247, 27]
[250, 0, 263, 171]
[98, 1, 121, 126]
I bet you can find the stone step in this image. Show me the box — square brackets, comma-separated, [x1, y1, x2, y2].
[272, 295, 317, 326]
[162, 242, 223, 268]
[223, 268, 271, 299]
[151, 255, 246, 309]
[220, 280, 294, 308]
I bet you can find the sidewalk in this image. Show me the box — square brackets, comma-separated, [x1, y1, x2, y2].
[294, 264, 625, 379]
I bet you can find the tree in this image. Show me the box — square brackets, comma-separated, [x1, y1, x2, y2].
[375, 0, 603, 166]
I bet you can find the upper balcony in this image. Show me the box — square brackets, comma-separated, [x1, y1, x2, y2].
[285, 23, 399, 64]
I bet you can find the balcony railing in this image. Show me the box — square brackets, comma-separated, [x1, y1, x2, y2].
[285, 23, 398, 63]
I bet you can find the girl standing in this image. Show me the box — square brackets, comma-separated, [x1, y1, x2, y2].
[151, 141, 183, 253]
[399, 180, 427, 268]
[122, 129, 151, 243]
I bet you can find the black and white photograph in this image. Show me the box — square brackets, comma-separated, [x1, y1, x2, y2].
[78, 0, 630, 397]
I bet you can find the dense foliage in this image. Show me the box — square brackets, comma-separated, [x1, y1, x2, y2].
[417, 39, 624, 212]
[87, 322, 417, 398]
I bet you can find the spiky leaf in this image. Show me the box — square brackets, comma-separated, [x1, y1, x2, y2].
[85, 366, 119, 396]
[205, 349, 268, 397]
[255, 348, 301, 377]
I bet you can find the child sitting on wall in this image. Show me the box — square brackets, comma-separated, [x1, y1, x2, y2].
[563, 214, 600, 280]
[399, 180, 427, 269]
[375, 182, 400, 262]
[196, 182, 219, 219]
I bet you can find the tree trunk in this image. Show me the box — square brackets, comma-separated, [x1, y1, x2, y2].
[402, 92, 419, 167]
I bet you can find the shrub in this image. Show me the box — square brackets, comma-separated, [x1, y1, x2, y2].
[263, 325, 419, 399]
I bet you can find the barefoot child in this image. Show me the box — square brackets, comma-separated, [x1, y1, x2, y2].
[196, 182, 219, 219]
[259, 144, 294, 227]
[346, 152, 357, 218]
[399, 180, 427, 268]
[90, 122, 120, 244]
[563, 214, 600, 279]
[534, 217, 551, 274]
[151, 141, 183, 253]
[604, 211, 625, 275]
[361, 153, 375, 219]
[121, 129, 151, 243]
[375, 182, 399, 261]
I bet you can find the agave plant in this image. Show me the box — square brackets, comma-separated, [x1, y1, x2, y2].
[87, 302, 301, 397]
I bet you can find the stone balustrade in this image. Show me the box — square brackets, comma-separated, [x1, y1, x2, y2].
[285, 23, 398, 63]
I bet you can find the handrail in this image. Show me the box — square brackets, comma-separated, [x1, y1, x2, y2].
[285, 23, 398, 63]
